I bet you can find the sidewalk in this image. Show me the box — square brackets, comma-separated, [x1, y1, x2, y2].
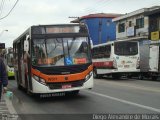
[0, 94, 19, 120]
[0, 95, 10, 114]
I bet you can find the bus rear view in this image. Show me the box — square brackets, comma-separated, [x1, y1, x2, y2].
[92, 41, 139, 79]
[113, 41, 140, 78]
[13, 24, 93, 96]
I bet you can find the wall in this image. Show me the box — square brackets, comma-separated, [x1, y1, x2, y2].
[81, 18, 116, 45]
[115, 15, 149, 40]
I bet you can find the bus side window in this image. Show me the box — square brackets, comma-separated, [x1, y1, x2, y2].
[104, 45, 111, 58]
[99, 46, 105, 58]
[92, 47, 98, 59]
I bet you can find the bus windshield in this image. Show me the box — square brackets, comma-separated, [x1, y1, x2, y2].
[114, 42, 138, 56]
[32, 37, 91, 66]
[7, 53, 14, 67]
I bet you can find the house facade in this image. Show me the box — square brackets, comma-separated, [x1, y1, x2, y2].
[147, 7, 160, 42]
[112, 6, 160, 43]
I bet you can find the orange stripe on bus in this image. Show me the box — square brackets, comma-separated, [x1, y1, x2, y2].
[31, 65, 93, 83]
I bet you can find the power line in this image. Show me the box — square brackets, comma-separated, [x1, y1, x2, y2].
[76, 0, 108, 16]
[84, 0, 107, 12]
[86, 0, 113, 14]
[0, 0, 6, 18]
[0, 0, 19, 20]
[83, 0, 112, 14]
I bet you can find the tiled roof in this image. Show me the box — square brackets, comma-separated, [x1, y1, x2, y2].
[71, 13, 123, 23]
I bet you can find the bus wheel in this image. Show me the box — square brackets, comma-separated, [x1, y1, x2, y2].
[18, 84, 23, 90]
[25, 75, 31, 95]
[112, 74, 121, 79]
[127, 74, 132, 79]
[138, 74, 144, 80]
[151, 76, 158, 81]
[93, 68, 100, 78]
[17, 80, 23, 90]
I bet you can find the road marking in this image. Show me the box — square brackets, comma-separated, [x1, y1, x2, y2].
[0, 111, 9, 114]
[0, 107, 8, 109]
[96, 81, 160, 93]
[85, 90, 160, 113]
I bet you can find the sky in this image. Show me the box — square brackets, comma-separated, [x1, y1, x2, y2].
[0, 0, 160, 48]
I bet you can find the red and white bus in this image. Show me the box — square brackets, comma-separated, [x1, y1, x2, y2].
[92, 41, 140, 79]
[13, 24, 93, 96]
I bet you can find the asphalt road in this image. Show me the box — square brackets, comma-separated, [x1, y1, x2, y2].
[7, 77, 160, 120]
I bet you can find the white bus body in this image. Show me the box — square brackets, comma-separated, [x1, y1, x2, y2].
[92, 41, 140, 79]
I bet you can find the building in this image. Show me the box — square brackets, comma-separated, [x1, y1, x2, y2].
[113, 6, 160, 79]
[112, 6, 160, 44]
[71, 13, 122, 45]
[147, 6, 160, 43]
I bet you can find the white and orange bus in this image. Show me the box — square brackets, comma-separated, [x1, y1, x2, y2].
[13, 24, 93, 96]
[92, 41, 140, 79]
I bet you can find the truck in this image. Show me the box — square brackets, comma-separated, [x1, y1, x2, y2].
[139, 40, 160, 80]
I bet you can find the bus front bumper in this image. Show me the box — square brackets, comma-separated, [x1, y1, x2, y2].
[31, 75, 93, 94]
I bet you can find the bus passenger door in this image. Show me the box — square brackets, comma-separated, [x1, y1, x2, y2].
[17, 42, 22, 85]
[17, 41, 25, 87]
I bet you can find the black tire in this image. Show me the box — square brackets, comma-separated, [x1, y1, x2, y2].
[93, 68, 101, 78]
[112, 74, 121, 79]
[127, 74, 132, 79]
[138, 74, 144, 80]
[151, 76, 158, 81]
[18, 84, 23, 90]
[25, 75, 31, 95]
[17, 74, 23, 90]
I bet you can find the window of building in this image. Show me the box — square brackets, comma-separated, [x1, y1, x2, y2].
[150, 18, 158, 31]
[129, 21, 132, 27]
[92, 45, 111, 59]
[136, 18, 144, 29]
[118, 23, 125, 33]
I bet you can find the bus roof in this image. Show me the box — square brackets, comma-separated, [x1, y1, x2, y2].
[13, 23, 86, 44]
[93, 40, 138, 48]
[32, 23, 82, 27]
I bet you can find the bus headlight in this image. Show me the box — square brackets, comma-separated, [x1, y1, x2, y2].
[85, 71, 93, 81]
[33, 75, 39, 81]
[33, 75, 46, 85]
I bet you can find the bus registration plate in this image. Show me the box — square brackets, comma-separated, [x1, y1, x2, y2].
[62, 84, 72, 89]
[124, 65, 129, 68]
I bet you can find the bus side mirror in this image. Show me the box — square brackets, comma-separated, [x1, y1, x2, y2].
[24, 35, 30, 52]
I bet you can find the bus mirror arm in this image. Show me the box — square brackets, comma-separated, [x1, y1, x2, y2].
[26, 35, 30, 40]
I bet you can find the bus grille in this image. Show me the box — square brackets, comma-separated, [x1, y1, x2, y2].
[32, 63, 91, 75]
[47, 80, 84, 89]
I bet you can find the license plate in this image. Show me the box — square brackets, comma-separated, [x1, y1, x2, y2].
[62, 84, 72, 89]
[124, 65, 129, 68]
